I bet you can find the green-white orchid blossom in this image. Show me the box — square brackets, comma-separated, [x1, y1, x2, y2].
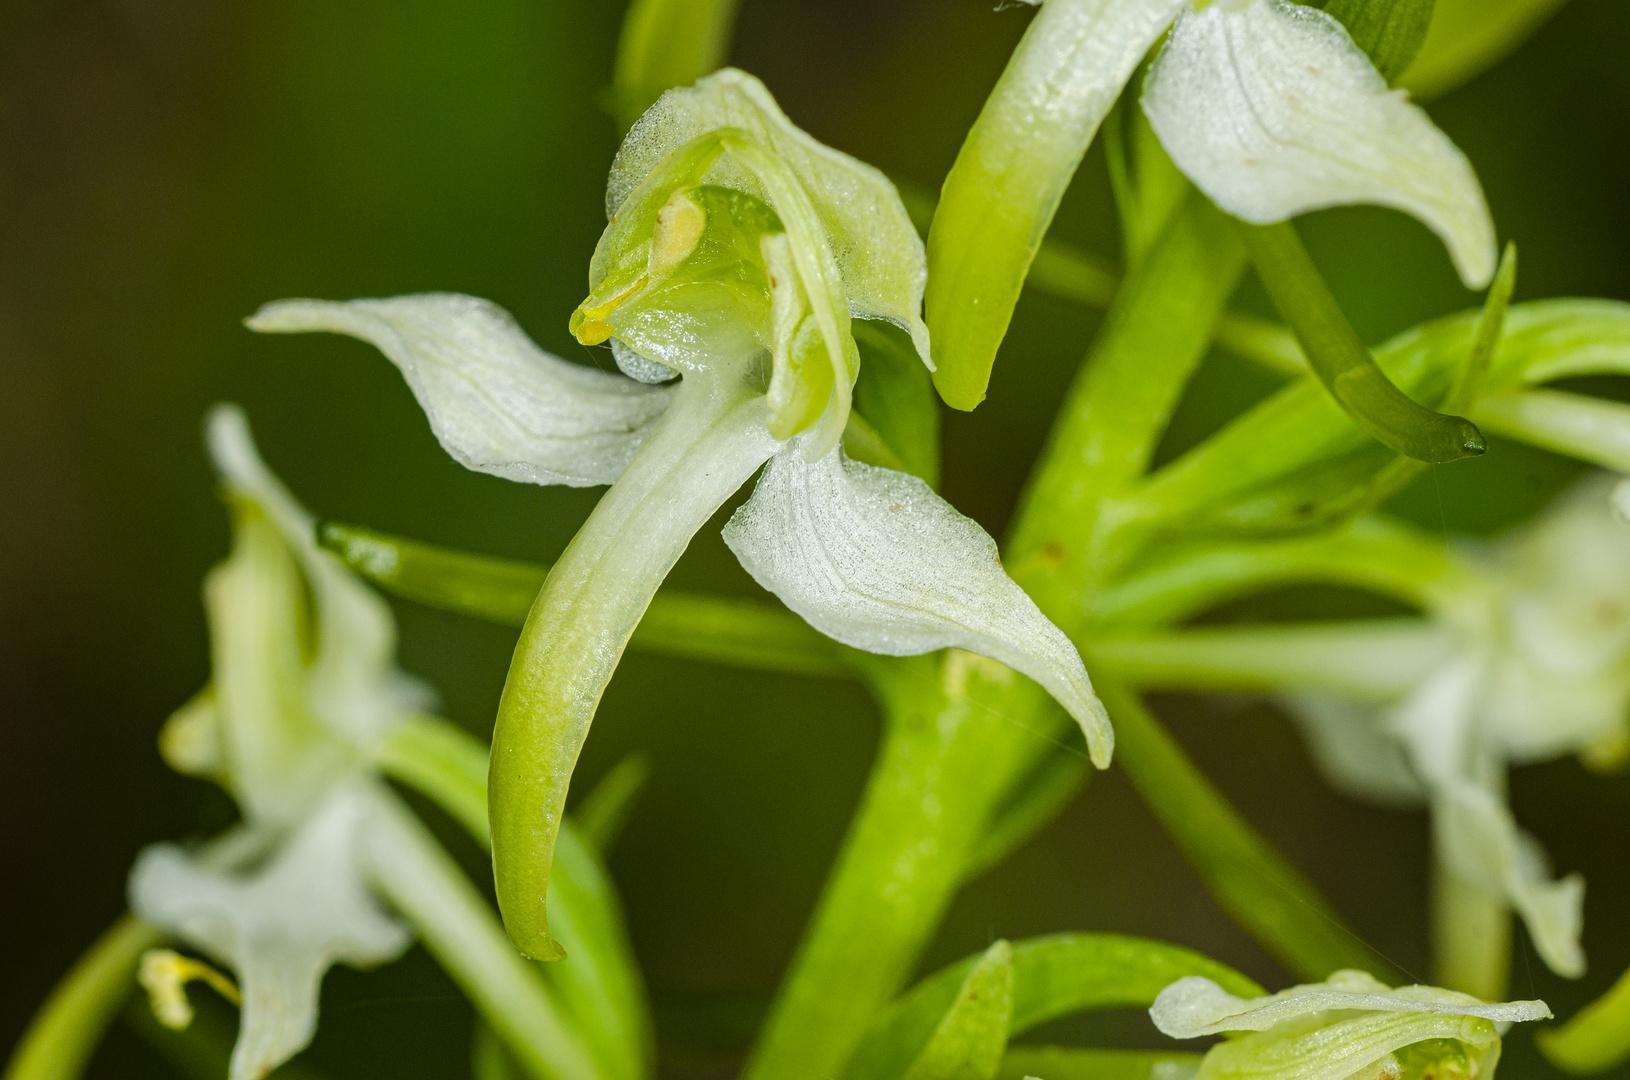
[126, 405, 427, 1080]
[1150, 969, 1550, 1080]
[929, 0, 1496, 409]
[125, 408, 621, 1080]
[247, 68, 1113, 962]
[1287, 473, 1630, 986]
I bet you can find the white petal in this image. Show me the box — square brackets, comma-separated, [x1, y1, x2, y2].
[722, 446, 1112, 766]
[1142, 0, 1496, 288]
[1281, 694, 1427, 808]
[610, 69, 931, 367]
[207, 406, 431, 752]
[1150, 971, 1550, 1040]
[247, 294, 673, 488]
[1433, 779, 1586, 978]
[129, 786, 411, 1080]
[1486, 471, 1630, 761]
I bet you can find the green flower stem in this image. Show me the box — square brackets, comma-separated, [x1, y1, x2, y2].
[1431, 857, 1511, 1003]
[362, 787, 603, 1080]
[321, 524, 849, 679]
[1008, 193, 1247, 584]
[1242, 221, 1485, 464]
[378, 715, 494, 843]
[1087, 518, 1478, 626]
[746, 201, 1256, 1080]
[1095, 677, 1401, 983]
[741, 656, 1065, 1080]
[377, 717, 653, 1080]
[1089, 619, 1452, 702]
[1540, 963, 1630, 1075]
[1474, 390, 1630, 474]
[611, 0, 742, 130]
[490, 371, 774, 961]
[3, 915, 162, 1080]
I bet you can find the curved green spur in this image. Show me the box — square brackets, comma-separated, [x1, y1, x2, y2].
[1245, 221, 1486, 464]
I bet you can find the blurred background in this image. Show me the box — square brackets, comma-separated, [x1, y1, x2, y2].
[3, 0, 1629, 1076]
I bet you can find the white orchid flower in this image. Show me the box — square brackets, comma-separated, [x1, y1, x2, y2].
[126, 405, 430, 1080]
[1151, 969, 1550, 1080]
[247, 68, 1111, 960]
[929, 0, 1495, 408]
[1286, 473, 1630, 986]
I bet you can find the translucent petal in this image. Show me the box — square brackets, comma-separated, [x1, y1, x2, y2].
[608, 69, 930, 366]
[207, 406, 431, 751]
[1151, 970, 1550, 1040]
[1433, 779, 1587, 978]
[247, 294, 673, 488]
[722, 446, 1112, 766]
[1487, 472, 1630, 762]
[1281, 694, 1427, 808]
[1387, 660, 1588, 979]
[1142, 0, 1496, 288]
[129, 786, 411, 1080]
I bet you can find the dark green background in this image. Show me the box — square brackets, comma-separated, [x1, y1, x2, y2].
[3, 1, 1628, 1076]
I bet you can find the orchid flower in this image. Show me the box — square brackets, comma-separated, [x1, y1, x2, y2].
[1150, 969, 1550, 1080]
[928, 0, 1496, 410]
[1286, 473, 1630, 986]
[126, 405, 428, 1080]
[246, 68, 1113, 961]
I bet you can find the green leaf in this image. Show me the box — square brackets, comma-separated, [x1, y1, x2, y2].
[852, 320, 942, 488]
[903, 942, 1014, 1080]
[1319, 0, 1436, 83]
[1538, 963, 1630, 1075]
[843, 933, 1262, 1080]
[1096, 679, 1401, 983]
[1242, 221, 1484, 464]
[998, 1047, 1203, 1080]
[611, 0, 743, 131]
[319, 523, 852, 679]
